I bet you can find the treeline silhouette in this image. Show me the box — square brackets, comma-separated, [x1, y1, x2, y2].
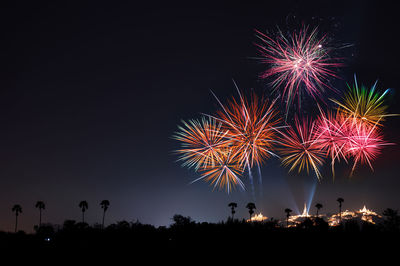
[2, 199, 400, 256]
[2, 210, 400, 253]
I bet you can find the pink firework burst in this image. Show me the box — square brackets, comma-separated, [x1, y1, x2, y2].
[255, 26, 342, 113]
[315, 109, 351, 177]
[345, 120, 389, 175]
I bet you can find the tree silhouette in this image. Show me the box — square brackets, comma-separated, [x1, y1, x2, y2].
[100, 200, 110, 229]
[79, 201, 89, 223]
[315, 203, 323, 218]
[246, 203, 256, 220]
[337, 198, 344, 223]
[382, 208, 400, 232]
[284, 208, 292, 228]
[35, 201, 45, 227]
[228, 202, 237, 220]
[12, 204, 22, 233]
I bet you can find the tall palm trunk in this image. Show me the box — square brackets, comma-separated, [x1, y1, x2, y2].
[39, 209, 42, 227]
[82, 210, 85, 223]
[339, 204, 342, 222]
[15, 214, 18, 233]
[102, 210, 106, 229]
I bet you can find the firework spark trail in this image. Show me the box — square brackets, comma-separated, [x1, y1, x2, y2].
[191, 148, 245, 193]
[212, 81, 282, 170]
[172, 22, 398, 192]
[314, 108, 351, 178]
[277, 116, 325, 180]
[314, 102, 392, 177]
[345, 118, 391, 175]
[246, 163, 256, 201]
[173, 82, 283, 192]
[255, 26, 342, 115]
[331, 75, 395, 126]
[210, 82, 282, 195]
[173, 117, 230, 171]
[257, 164, 263, 198]
[191, 81, 283, 193]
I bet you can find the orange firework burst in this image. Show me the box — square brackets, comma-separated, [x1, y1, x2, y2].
[173, 85, 283, 192]
[193, 148, 245, 193]
[173, 117, 229, 171]
[214, 87, 281, 169]
[278, 117, 325, 180]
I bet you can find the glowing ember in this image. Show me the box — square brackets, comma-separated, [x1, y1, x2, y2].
[247, 213, 268, 222]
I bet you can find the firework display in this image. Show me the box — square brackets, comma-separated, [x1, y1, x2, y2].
[173, 25, 396, 193]
[214, 91, 281, 169]
[255, 26, 342, 114]
[331, 76, 390, 126]
[314, 109, 351, 177]
[193, 148, 245, 193]
[173, 117, 228, 171]
[277, 117, 325, 180]
[174, 89, 281, 192]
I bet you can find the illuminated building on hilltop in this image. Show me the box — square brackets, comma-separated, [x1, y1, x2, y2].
[245, 204, 382, 227]
[247, 213, 268, 222]
[287, 203, 313, 226]
[328, 205, 382, 226]
[283, 203, 382, 227]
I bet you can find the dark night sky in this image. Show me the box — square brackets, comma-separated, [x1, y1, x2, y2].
[1, 1, 400, 232]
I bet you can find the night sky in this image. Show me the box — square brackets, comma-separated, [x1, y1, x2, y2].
[1, 1, 400, 232]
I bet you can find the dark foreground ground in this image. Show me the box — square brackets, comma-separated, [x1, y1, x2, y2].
[1, 216, 399, 262]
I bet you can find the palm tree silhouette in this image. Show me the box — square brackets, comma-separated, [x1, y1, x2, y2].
[284, 208, 292, 228]
[228, 202, 237, 220]
[246, 203, 256, 220]
[35, 201, 45, 227]
[79, 201, 89, 223]
[315, 203, 323, 218]
[12, 204, 22, 233]
[100, 200, 110, 229]
[337, 198, 344, 223]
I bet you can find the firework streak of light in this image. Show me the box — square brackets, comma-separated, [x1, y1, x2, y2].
[213, 84, 282, 170]
[191, 148, 246, 193]
[315, 109, 350, 178]
[254, 26, 342, 115]
[173, 117, 229, 171]
[277, 116, 325, 180]
[211, 83, 282, 195]
[174, 79, 394, 192]
[330, 75, 395, 127]
[346, 119, 390, 175]
[174, 84, 282, 192]
[173, 34, 396, 193]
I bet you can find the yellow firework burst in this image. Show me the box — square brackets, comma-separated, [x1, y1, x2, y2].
[173, 117, 229, 171]
[331, 76, 391, 126]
